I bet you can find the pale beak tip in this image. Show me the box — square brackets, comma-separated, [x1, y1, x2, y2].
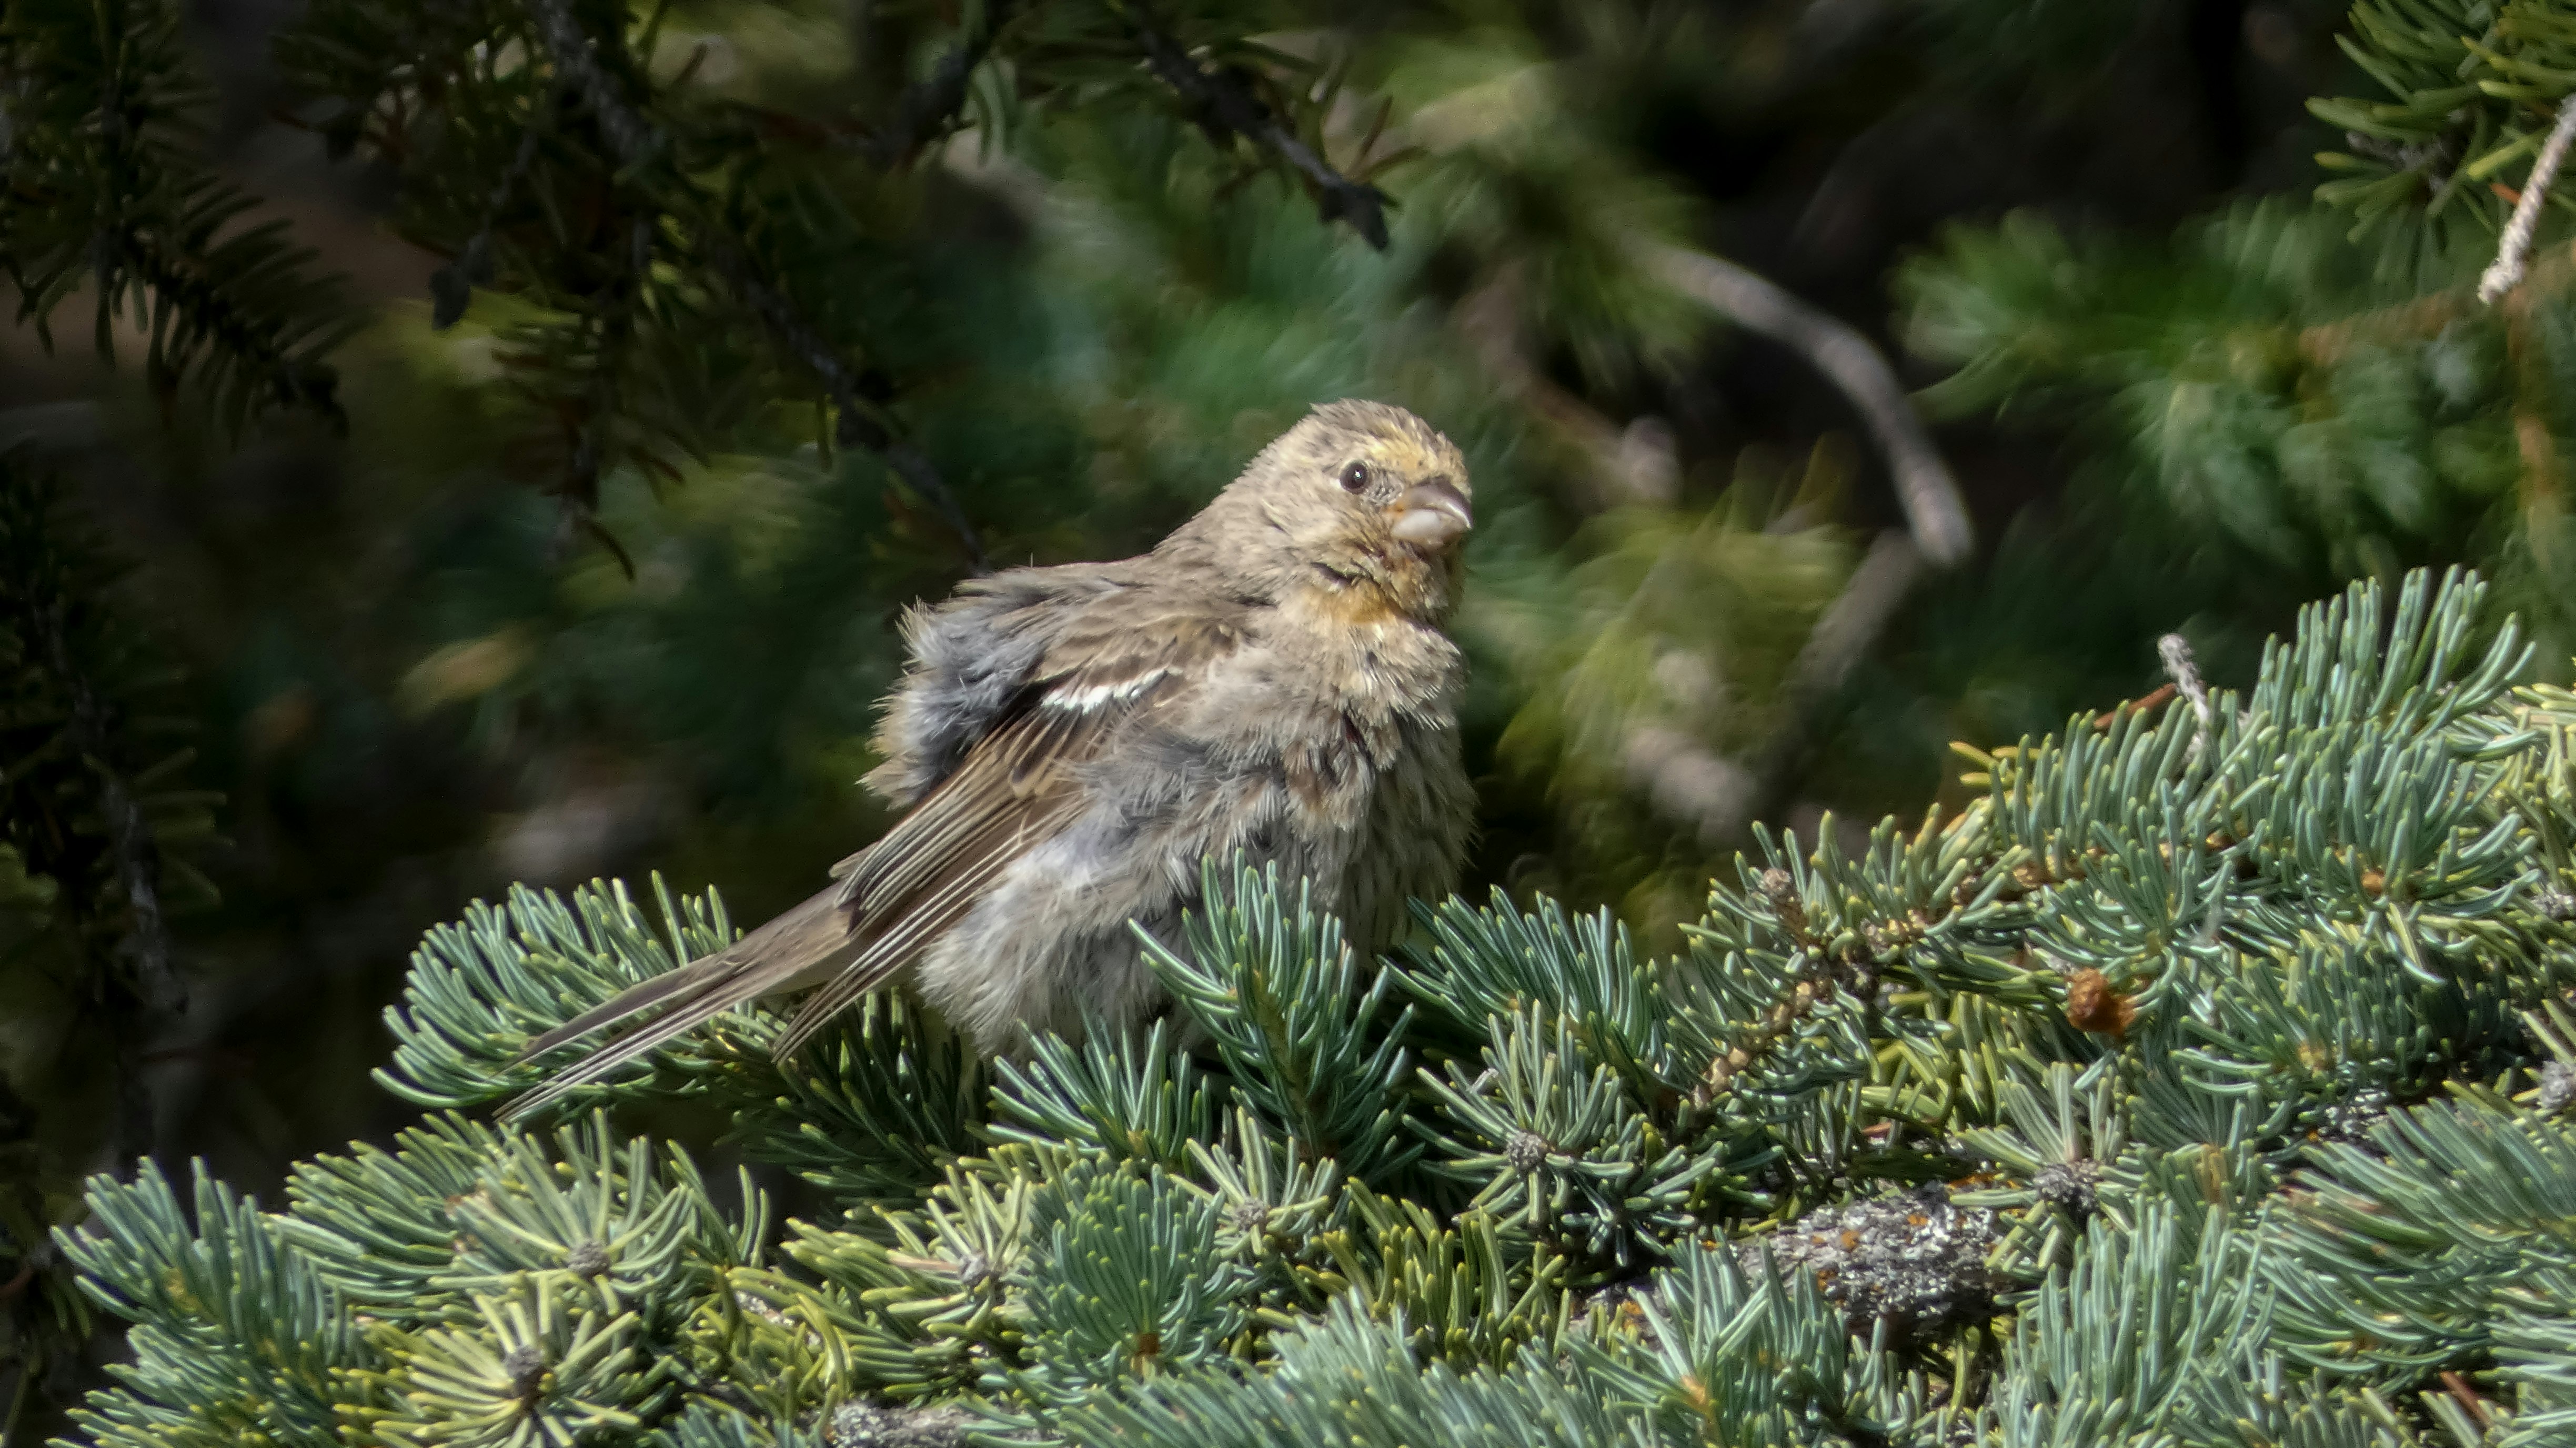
[1389, 479, 1472, 547]
[1390, 509, 1469, 546]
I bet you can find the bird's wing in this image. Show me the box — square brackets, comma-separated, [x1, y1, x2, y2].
[783, 594, 1247, 1052]
[500, 577, 1245, 1119]
[862, 566, 1126, 811]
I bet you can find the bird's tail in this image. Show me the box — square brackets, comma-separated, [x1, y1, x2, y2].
[498, 886, 873, 1122]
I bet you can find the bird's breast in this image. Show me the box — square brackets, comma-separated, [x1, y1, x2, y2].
[1184, 606, 1452, 823]
[1272, 591, 1462, 705]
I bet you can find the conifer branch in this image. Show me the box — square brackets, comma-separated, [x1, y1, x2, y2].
[1125, 9, 1390, 249]
[520, 0, 987, 570]
[2, 0, 349, 433]
[37, 598, 178, 1172]
[866, 0, 1021, 166]
[87, 227, 346, 428]
[54, 568, 2576, 1444]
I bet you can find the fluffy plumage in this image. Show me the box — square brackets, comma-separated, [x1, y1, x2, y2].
[503, 400, 1476, 1120]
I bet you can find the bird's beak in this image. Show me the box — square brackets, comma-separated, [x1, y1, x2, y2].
[1387, 477, 1472, 548]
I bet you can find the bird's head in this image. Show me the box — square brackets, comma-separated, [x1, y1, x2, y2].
[1182, 400, 1473, 622]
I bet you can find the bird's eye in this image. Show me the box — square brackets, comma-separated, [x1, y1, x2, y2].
[1339, 461, 1371, 493]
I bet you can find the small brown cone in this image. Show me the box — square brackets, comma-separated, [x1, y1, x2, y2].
[2064, 968, 2136, 1038]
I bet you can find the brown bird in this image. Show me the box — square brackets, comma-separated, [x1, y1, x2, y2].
[502, 400, 1475, 1120]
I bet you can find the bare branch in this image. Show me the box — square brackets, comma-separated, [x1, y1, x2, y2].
[1734, 531, 1926, 838]
[1614, 533, 1928, 847]
[2158, 632, 2212, 760]
[1125, 12, 1390, 248]
[2481, 92, 2576, 306]
[1639, 242, 1971, 566]
[1592, 245, 1974, 846]
[1621, 722, 1755, 849]
[1454, 272, 1676, 509]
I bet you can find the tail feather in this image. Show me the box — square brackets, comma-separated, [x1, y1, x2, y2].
[499, 887, 867, 1122]
[514, 955, 734, 1063]
[774, 834, 1022, 1061]
[498, 971, 768, 1122]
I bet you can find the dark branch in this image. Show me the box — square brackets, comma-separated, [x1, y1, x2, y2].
[714, 245, 990, 572]
[35, 596, 182, 1176]
[865, 0, 1021, 167]
[1126, 15, 1390, 249]
[524, 0, 658, 168]
[524, 0, 987, 570]
[430, 120, 547, 331]
[544, 216, 657, 575]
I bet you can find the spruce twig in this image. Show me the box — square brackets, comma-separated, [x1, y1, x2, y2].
[5, 0, 349, 431]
